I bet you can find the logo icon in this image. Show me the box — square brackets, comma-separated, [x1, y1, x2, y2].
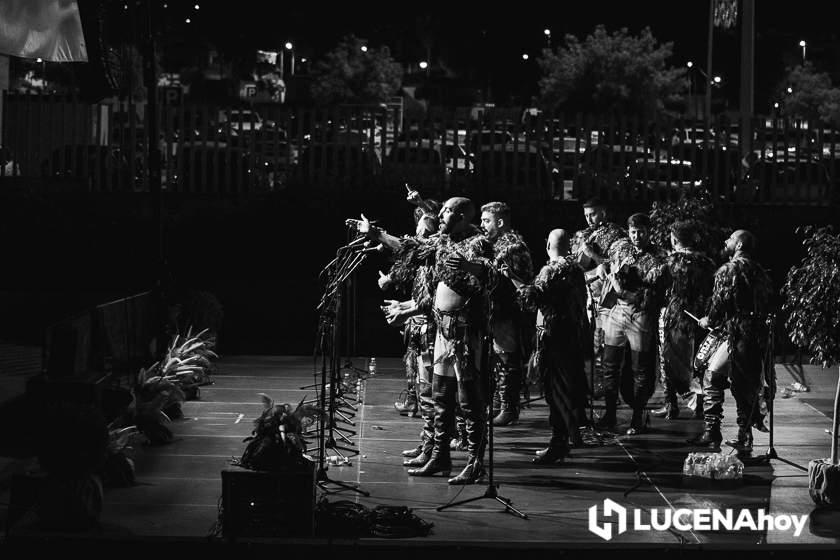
[588, 499, 628, 541]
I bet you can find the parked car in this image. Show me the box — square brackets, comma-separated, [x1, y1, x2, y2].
[475, 144, 558, 195]
[292, 142, 382, 189]
[45, 145, 144, 191]
[623, 158, 706, 198]
[168, 145, 269, 193]
[218, 109, 273, 133]
[736, 157, 835, 203]
[384, 141, 450, 192]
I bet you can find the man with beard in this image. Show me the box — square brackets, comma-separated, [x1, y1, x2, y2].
[572, 199, 628, 389]
[512, 229, 589, 464]
[355, 197, 496, 484]
[693, 230, 773, 453]
[651, 220, 717, 420]
[596, 213, 665, 435]
[479, 202, 534, 427]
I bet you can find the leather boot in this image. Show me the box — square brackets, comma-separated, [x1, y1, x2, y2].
[408, 376, 454, 477]
[448, 378, 486, 485]
[403, 434, 434, 466]
[594, 394, 617, 430]
[492, 366, 521, 426]
[725, 425, 753, 454]
[394, 383, 419, 417]
[688, 419, 722, 449]
[402, 431, 426, 458]
[625, 408, 649, 435]
[652, 390, 679, 420]
[534, 434, 570, 465]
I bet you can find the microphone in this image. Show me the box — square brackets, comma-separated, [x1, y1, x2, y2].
[359, 243, 385, 254]
[338, 235, 369, 251]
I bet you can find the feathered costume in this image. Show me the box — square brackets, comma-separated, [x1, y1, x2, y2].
[385, 234, 438, 379]
[707, 255, 773, 347]
[519, 256, 590, 442]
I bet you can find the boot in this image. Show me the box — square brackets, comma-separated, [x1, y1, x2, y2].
[408, 376, 455, 477]
[401, 433, 425, 458]
[625, 408, 649, 435]
[403, 435, 434, 466]
[448, 456, 485, 484]
[394, 385, 419, 417]
[725, 426, 753, 454]
[688, 421, 722, 449]
[594, 394, 617, 430]
[534, 435, 570, 465]
[492, 366, 521, 426]
[651, 392, 679, 420]
[448, 378, 486, 485]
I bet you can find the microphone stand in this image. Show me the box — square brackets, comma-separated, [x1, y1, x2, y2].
[437, 278, 529, 520]
[309, 242, 371, 496]
[751, 312, 806, 471]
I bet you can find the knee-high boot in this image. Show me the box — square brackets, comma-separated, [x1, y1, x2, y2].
[403, 376, 436, 464]
[448, 377, 487, 485]
[408, 375, 454, 477]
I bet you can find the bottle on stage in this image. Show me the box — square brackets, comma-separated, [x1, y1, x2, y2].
[368, 357, 377, 376]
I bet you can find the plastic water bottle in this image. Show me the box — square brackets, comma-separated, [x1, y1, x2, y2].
[368, 357, 377, 376]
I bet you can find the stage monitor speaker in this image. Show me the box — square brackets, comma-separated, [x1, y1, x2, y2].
[221, 465, 316, 538]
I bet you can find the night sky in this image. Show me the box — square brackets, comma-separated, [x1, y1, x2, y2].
[104, 1, 840, 109]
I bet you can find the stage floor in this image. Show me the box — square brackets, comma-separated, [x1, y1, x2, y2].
[3, 355, 840, 551]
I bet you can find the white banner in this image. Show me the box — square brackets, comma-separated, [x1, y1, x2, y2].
[0, 0, 88, 62]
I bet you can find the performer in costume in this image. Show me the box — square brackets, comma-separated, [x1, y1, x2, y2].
[651, 220, 717, 420]
[355, 198, 497, 484]
[693, 230, 773, 453]
[572, 198, 628, 390]
[479, 202, 534, 427]
[596, 213, 665, 435]
[513, 229, 589, 464]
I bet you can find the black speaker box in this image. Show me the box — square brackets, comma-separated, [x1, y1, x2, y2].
[221, 464, 316, 538]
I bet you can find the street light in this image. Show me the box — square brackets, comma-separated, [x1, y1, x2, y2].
[713, 75, 722, 85]
[285, 42, 295, 76]
[799, 40, 807, 65]
[787, 86, 793, 94]
[544, 28, 551, 48]
[522, 53, 529, 61]
[360, 45, 368, 53]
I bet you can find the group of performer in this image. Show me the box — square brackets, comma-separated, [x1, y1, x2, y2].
[345, 188, 773, 485]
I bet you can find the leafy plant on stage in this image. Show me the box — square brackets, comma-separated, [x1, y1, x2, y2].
[649, 190, 728, 256]
[234, 394, 322, 472]
[132, 364, 185, 445]
[154, 327, 219, 400]
[101, 420, 141, 488]
[782, 225, 840, 507]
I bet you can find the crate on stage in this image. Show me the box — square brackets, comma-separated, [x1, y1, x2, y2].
[221, 463, 316, 538]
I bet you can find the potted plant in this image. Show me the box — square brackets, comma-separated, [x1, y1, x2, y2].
[782, 225, 840, 507]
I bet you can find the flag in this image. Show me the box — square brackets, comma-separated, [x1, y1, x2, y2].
[0, 0, 88, 62]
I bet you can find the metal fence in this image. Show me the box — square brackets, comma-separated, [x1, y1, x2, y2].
[3, 92, 840, 206]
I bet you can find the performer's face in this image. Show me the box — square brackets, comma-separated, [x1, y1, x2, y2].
[439, 203, 460, 233]
[480, 211, 502, 239]
[629, 226, 650, 249]
[723, 233, 739, 257]
[583, 207, 605, 227]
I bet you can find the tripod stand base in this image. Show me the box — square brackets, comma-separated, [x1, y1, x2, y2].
[316, 467, 369, 496]
[742, 447, 807, 471]
[437, 483, 528, 519]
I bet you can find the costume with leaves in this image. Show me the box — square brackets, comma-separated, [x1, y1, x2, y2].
[520, 256, 590, 441]
[701, 253, 773, 433]
[659, 249, 717, 398]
